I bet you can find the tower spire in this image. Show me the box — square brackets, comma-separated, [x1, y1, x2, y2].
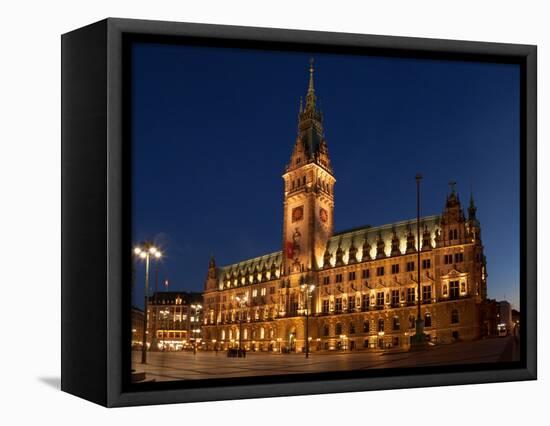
[468, 190, 477, 221]
[305, 57, 316, 110]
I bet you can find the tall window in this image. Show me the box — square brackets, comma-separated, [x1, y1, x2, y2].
[336, 323, 343, 335]
[450, 281, 460, 299]
[363, 320, 370, 333]
[393, 316, 400, 331]
[391, 290, 399, 306]
[409, 315, 415, 329]
[335, 274, 343, 283]
[323, 324, 329, 336]
[362, 269, 370, 279]
[378, 318, 385, 332]
[335, 298, 342, 312]
[407, 288, 415, 303]
[422, 285, 432, 302]
[454, 253, 464, 263]
[350, 322, 356, 334]
[451, 309, 459, 324]
[444, 254, 452, 264]
[348, 271, 356, 281]
[376, 292, 384, 307]
[348, 297, 355, 311]
[323, 276, 330, 285]
[362, 294, 369, 310]
[391, 264, 400, 274]
[406, 261, 415, 272]
[376, 266, 385, 276]
[422, 259, 431, 269]
[322, 299, 329, 313]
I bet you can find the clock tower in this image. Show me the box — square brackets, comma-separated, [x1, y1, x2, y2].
[282, 60, 336, 279]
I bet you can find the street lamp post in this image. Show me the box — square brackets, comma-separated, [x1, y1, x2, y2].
[235, 295, 248, 355]
[190, 304, 202, 355]
[301, 282, 315, 358]
[412, 174, 426, 349]
[133, 242, 162, 364]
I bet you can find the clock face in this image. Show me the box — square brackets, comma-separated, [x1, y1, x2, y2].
[292, 206, 304, 223]
[320, 208, 328, 223]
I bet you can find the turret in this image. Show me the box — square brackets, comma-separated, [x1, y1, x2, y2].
[204, 256, 218, 292]
[439, 181, 467, 247]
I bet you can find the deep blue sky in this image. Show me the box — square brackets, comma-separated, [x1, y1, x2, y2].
[131, 42, 520, 310]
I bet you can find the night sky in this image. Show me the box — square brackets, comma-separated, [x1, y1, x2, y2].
[131, 42, 520, 310]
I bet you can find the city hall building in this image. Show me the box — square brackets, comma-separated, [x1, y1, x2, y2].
[202, 63, 489, 353]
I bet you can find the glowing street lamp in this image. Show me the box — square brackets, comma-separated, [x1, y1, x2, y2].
[190, 304, 202, 355]
[411, 174, 427, 350]
[133, 241, 162, 364]
[235, 295, 248, 354]
[301, 282, 315, 358]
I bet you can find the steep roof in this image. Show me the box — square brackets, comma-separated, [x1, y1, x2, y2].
[215, 214, 441, 286]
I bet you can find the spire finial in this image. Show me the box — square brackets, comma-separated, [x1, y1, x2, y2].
[309, 57, 315, 85]
[305, 58, 316, 110]
[449, 180, 457, 194]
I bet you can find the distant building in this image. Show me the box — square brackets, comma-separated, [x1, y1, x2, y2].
[202, 62, 490, 352]
[146, 291, 203, 351]
[498, 300, 512, 330]
[131, 307, 144, 348]
[511, 308, 520, 324]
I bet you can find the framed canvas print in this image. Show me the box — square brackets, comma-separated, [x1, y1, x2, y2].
[61, 18, 537, 407]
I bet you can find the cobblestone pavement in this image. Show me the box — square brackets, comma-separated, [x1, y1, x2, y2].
[132, 336, 519, 382]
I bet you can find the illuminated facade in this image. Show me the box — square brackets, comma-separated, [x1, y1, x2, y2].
[131, 307, 144, 348]
[146, 291, 203, 351]
[202, 62, 488, 353]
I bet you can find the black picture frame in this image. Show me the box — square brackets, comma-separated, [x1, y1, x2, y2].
[61, 17, 537, 407]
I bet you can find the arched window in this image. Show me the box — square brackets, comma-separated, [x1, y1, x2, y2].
[451, 309, 459, 324]
[378, 318, 385, 332]
[424, 313, 432, 327]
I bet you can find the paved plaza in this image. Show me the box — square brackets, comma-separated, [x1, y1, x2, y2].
[132, 336, 519, 382]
